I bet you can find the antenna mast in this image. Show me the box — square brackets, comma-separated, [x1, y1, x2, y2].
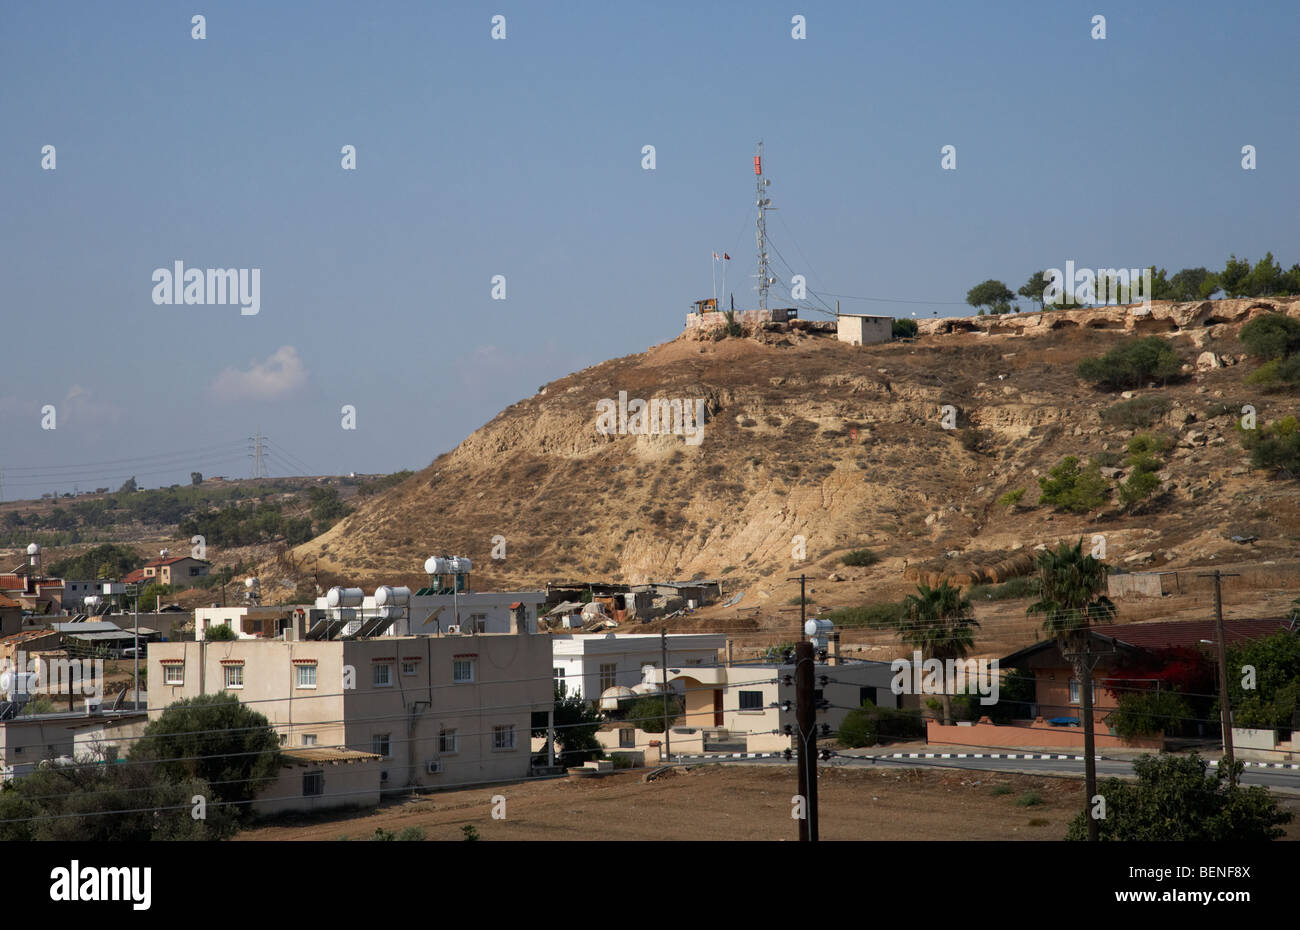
[248, 428, 268, 479]
[754, 141, 774, 311]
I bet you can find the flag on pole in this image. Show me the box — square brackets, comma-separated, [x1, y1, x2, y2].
[713, 252, 719, 261]
[724, 253, 730, 260]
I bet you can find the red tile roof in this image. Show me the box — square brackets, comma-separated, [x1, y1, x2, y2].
[144, 555, 206, 567]
[123, 569, 147, 584]
[0, 595, 20, 608]
[1093, 618, 1291, 650]
[0, 577, 25, 590]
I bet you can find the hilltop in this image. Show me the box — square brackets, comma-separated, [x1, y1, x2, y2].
[279, 298, 1300, 645]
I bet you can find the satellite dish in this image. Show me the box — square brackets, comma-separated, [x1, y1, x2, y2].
[159, 548, 169, 559]
[26, 543, 40, 556]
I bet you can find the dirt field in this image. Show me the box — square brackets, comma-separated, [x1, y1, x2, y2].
[237, 763, 1300, 842]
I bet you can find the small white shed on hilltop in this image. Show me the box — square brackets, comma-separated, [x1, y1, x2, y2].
[836, 313, 893, 346]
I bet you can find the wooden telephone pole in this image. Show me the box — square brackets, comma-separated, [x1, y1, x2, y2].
[1198, 570, 1239, 782]
[795, 641, 819, 841]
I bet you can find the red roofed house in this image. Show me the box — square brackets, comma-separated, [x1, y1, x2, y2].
[137, 555, 211, 589]
[927, 617, 1293, 751]
[0, 562, 64, 615]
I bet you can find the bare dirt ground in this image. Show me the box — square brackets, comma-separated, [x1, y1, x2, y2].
[236, 763, 1300, 842]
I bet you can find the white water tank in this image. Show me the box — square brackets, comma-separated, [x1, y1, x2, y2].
[424, 556, 451, 575]
[804, 618, 834, 639]
[449, 557, 472, 574]
[26, 543, 40, 556]
[375, 585, 411, 607]
[326, 587, 365, 608]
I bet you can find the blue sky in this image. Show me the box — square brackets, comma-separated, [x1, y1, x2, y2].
[2, 1, 1296, 496]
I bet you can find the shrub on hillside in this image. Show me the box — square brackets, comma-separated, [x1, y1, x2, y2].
[1076, 337, 1184, 390]
[1244, 354, 1300, 390]
[1239, 313, 1300, 360]
[1099, 396, 1170, 428]
[1240, 416, 1300, 478]
[1119, 433, 1166, 509]
[968, 576, 1039, 601]
[995, 487, 1026, 509]
[1037, 456, 1111, 513]
[839, 549, 879, 567]
[828, 601, 907, 629]
[959, 428, 991, 454]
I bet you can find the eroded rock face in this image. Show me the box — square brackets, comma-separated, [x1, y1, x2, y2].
[916, 298, 1300, 338]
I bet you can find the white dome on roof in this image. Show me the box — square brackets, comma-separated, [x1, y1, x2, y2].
[599, 686, 635, 711]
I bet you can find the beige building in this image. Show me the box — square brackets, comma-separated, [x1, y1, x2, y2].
[253, 747, 384, 818]
[147, 633, 554, 796]
[0, 711, 147, 781]
[574, 659, 898, 760]
[836, 313, 893, 346]
[126, 555, 211, 588]
[194, 605, 308, 640]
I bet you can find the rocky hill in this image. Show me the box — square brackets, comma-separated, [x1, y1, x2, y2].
[282, 298, 1300, 636]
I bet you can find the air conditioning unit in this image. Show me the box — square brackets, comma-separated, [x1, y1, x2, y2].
[426, 760, 442, 774]
[446, 625, 460, 634]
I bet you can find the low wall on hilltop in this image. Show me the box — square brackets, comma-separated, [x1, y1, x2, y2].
[916, 298, 1300, 339]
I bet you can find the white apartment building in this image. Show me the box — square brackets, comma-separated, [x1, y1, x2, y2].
[550, 632, 726, 700]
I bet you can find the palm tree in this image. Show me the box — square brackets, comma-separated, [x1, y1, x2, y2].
[899, 581, 978, 725]
[1027, 539, 1115, 841]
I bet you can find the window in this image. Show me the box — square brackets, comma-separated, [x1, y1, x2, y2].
[453, 659, 475, 683]
[401, 660, 419, 676]
[223, 664, 243, 689]
[372, 733, 391, 758]
[295, 664, 317, 689]
[303, 771, 323, 797]
[1068, 679, 1096, 705]
[302, 734, 317, 746]
[599, 663, 617, 692]
[492, 725, 516, 750]
[439, 728, 458, 753]
[189, 567, 201, 577]
[553, 667, 565, 691]
[470, 613, 487, 633]
[163, 663, 184, 685]
[738, 690, 764, 711]
[619, 727, 635, 748]
[373, 663, 392, 687]
[278, 733, 287, 746]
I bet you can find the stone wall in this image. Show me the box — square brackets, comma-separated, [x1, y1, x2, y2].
[916, 298, 1300, 339]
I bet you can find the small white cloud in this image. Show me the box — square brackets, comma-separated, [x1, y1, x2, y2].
[210, 346, 307, 402]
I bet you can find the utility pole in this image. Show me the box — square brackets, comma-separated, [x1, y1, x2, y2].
[794, 641, 818, 841]
[1063, 639, 1114, 842]
[1199, 570, 1239, 782]
[786, 574, 807, 641]
[661, 627, 671, 762]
